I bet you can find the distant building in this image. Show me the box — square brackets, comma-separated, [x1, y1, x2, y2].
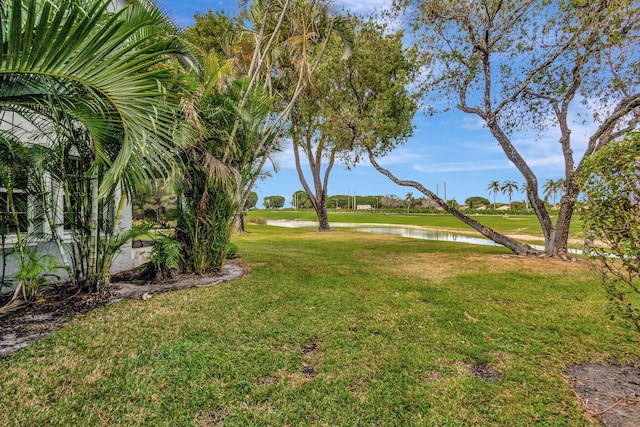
[356, 205, 373, 210]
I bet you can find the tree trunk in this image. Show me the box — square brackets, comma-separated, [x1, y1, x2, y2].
[88, 168, 99, 291]
[368, 150, 539, 256]
[552, 179, 580, 259]
[315, 201, 331, 232]
[291, 124, 336, 233]
[484, 120, 556, 255]
[234, 211, 247, 234]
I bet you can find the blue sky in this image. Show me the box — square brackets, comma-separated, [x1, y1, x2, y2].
[159, 0, 590, 207]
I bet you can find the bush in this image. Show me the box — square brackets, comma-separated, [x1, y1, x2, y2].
[150, 237, 183, 280]
[578, 133, 640, 332]
[247, 216, 266, 225]
[226, 243, 239, 259]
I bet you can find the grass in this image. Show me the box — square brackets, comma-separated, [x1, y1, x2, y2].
[1, 224, 636, 425]
[249, 209, 584, 239]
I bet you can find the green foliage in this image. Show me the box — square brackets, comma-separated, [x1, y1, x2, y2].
[11, 248, 63, 302]
[543, 178, 566, 205]
[177, 183, 237, 274]
[486, 181, 501, 209]
[0, 0, 192, 291]
[150, 236, 183, 280]
[0, 0, 192, 195]
[465, 196, 491, 208]
[177, 66, 272, 271]
[292, 190, 312, 209]
[246, 191, 258, 210]
[578, 133, 640, 332]
[132, 180, 177, 224]
[185, 9, 239, 60]
[500, 181, 520, 208]
[225, 242, 239, 259]
[263, 195, 285, 209]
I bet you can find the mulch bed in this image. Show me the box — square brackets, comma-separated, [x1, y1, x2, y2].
[0, 262, 245, 358]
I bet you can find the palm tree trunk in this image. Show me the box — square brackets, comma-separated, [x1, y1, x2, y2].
[88, 168, 99, 290]
[97, 191, 127, 288]
[234, 211, 246, 234]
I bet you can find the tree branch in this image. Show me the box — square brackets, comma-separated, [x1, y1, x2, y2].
[367, 149, 538, 256]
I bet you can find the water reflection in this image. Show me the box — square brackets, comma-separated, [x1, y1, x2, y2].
[265, 220, 582, 255]
[351, 226, 502, 247]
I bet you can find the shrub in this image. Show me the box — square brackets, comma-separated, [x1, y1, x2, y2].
[578, 132, 640, 332]
[247, 216, 266, 225]
[226, 243, 239, 259]
[150, 237, 183, 280]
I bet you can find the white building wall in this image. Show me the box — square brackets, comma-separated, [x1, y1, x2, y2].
[0, 111, 135, 292]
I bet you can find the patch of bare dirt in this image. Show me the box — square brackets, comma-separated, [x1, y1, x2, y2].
[566, 363, 640, 426]
[0, 262, 245, 359]
[468, 362, 504, 382]
[300, 339, 321, 380]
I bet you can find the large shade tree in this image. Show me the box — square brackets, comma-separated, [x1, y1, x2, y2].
[291, 17, 417, 231]
[380, 0, 640, 258]
[231, 0, 353, 232]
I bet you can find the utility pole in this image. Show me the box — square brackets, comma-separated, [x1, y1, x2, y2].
[436, 182, 447, 203]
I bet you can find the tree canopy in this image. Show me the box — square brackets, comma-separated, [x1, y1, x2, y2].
[290, 16, 418, 230]
[578, 132, 640, 331]
[383, 0, 640, 257]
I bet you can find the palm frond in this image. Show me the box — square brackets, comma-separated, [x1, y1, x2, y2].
[0, 0, 193, 196]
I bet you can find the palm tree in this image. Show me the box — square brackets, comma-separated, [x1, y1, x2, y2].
[520, 182, 530, 209]
[177, 76, 274, 272]
[543, 179, 555, 204]
[405, 192, 414, 213]
[0, 0, 191, 291]
[543, 178, 566, 206]
[486, 180, 501, 209]
[501, 180, 519, 210]
[555, 178, 566, 205]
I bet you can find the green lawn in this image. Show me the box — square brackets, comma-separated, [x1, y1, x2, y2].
[249, 209, 584, 239]
[1, 225, 635, 425]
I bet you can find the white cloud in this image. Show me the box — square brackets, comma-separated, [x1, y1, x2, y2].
[459, 117, 486, 130]
[367, 146, 429, 166]
[411, 160, 515, 174]
[335, 0, 394, 13]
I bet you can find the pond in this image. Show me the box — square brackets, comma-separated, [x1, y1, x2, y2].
[266, 220, 583, 255]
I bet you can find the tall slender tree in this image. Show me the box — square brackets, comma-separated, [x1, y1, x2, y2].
[405, 192, 414, 214]
[291, 17, 416, 231]
[501, 181, 519, 210]
[486, 181, 501, 210]
[543, 178, 565, 206]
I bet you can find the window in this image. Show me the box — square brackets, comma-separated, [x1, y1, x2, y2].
[0, 180, 29, 234]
